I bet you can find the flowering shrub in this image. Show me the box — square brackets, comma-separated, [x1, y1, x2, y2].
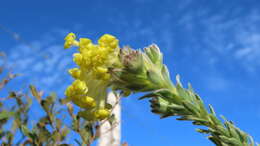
[63, 33, 258, 146]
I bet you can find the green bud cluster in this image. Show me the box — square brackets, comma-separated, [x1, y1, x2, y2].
[110, 44, 173, 93]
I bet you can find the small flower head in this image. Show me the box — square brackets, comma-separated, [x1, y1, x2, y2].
[64, 33, 121, 121]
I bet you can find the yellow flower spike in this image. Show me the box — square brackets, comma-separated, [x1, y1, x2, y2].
[68, 68, 81, 79]
[95, 109, 110, 120]
[64, 32, 79, 49]
[64, 33, 121, 121]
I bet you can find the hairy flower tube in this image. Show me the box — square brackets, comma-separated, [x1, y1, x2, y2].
[64, 33, 120, 121]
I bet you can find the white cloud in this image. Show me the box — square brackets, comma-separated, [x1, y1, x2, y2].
[235, 34, 260, 60]
[171, 8, 260, 90]
[6, 29, 73, 93]
[194, 9, 260, 73]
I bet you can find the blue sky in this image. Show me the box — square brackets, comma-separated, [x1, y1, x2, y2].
[1, 0, 260, 145]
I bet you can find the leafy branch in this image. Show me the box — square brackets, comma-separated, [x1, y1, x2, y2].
[111, 44, 259, 146]
[141, 75, 257, 146]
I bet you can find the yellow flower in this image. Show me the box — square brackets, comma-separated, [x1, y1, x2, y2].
[65, 79, 87, 98]
[64, 33, 120, 121]
[68, 68, 81, 79]
[95, 109, 110, 120]
[71, 96, 96, 109]
[73, 53, 83, 66]
[64, 33, 79, 49]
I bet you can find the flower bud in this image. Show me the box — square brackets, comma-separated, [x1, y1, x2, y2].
[120, 47, 144, 73]
[72, 80, 87, 94]
[68, 68, 81, 79]
[144, 44, 162, 66]
[64, 33, 78, 49]
[95, 109, 110, 120]
[73, 53, 83, 66]
[82, 96, 96, 108]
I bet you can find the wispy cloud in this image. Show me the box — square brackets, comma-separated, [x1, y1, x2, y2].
[7, 29, 74, 93]
[6, 8, 259, 95]
[202, 10, 260, 73]
[171, 8, 260, 91]
[234, 30, 260, 73]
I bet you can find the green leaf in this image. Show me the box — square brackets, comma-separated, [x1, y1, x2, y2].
[144, 44, 162, 66]
[60, 127, 70, 141]
[46, 93, 56, 104]
[219, 135, 242, 145]
[208, 104, 216, 115]
[21, 125, 31, 137]
[147, 69, 162, 86]
[105, 103, 113, 110]
[161, 65, 171, 82]
[139, 92, 157, 100]
[182, 101, 199, 116]
[196, 128, 210, 134]
[0, 110, 14, 120]
[29, 85, 41, 102]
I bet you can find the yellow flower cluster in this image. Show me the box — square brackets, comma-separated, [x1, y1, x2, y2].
[67, 32, 119, 80]
[64, 33, 120, 121]
[65, 80, 96, 108]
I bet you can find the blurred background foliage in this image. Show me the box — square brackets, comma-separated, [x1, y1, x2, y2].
[0, 53, 102, 145]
